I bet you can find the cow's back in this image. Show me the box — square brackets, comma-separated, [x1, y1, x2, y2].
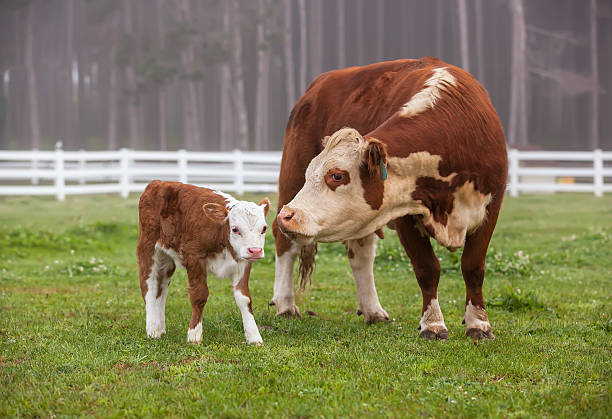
[281, 57, 507, 200]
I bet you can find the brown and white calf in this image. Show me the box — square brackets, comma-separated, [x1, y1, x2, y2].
[272, 58, 508, 340]
[138, 180, 270, 345]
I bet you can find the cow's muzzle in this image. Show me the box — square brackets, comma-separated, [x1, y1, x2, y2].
[277, 206, 314, 244]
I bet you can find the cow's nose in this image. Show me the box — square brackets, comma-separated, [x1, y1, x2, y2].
[278, 207, 295, 223]
[247, 247, 263, 257]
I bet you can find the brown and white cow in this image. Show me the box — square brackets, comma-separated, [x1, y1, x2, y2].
[138, 180, 270, 345]
[272, 58, 508, 340]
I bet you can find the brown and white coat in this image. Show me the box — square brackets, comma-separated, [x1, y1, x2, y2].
[138, 180, 270, 345]
[272, 58, 508, 340]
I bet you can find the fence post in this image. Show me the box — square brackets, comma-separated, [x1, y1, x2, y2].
[31, 148, 39, 185]
[78, 149, 86, 184]
[54, 141, 65, 201]
[233, 149, 244, 195]
[120, 148, 130, 198]
[509, 148, 519, 197]
[178, 149, 188, 183]
[594, 149, 603, 197]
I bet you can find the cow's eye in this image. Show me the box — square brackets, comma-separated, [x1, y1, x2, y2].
[231, 226, 240, 234]
[262, 225, 267, 234]
[332, 173, 343, 181]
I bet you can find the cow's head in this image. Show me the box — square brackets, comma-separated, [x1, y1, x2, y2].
[277, 127, 388, 244]
[204, 197, 270, 261]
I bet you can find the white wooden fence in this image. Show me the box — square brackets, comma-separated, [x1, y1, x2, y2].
[0, 144, 610, 200]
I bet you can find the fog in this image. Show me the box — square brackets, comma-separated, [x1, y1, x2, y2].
[0, 0, 610, 151]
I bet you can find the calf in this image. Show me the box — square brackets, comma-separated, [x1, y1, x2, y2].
[137, 180, 270, 345]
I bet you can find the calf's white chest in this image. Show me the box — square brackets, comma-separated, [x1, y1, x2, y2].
[206, 248, 243, 280]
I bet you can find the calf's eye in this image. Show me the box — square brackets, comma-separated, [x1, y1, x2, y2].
[332, 173, 343, 181]
[231, 227, 240, 234]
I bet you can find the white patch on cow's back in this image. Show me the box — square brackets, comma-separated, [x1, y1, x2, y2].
[399, 67, 456, 118]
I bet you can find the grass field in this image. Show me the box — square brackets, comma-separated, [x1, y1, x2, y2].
[1, 193, 611, 417]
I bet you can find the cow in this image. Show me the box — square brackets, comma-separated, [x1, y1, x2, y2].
[271, 58, 508, 340]
[137, 180, 270, 345]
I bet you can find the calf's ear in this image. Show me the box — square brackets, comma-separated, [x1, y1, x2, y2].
[362, 138, 388, 181]
[258, 198, 271, 216]
[203, 203, 228, 224]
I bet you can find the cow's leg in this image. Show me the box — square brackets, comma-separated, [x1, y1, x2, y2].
[461, 199, 502, 340]
[185, 259, 209, 344]
[395, 215, 448, 340]
[270, 221, 301, 317]
[346, 233, 389, 325]
[233, 265, 263, 345]
[142, 246, 175, 338]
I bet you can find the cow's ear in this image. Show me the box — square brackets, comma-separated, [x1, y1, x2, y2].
[362, 138, 388, 181]
[321, 135, 331, 148]
[203, 203, 228, 224]
[258, 198, 271, 216]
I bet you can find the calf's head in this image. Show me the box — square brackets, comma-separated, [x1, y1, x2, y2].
[204, 197, 270, 261]
[277, 127, 388, 244]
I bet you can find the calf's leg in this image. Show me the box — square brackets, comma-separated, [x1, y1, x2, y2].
[185, 259, 209, 344]
[345, 233, 389, 324]
[141, 246, 175, 338]
[461, 198, 503, 340]
[395, 215, 448, 340]
[233, 264, 263, 345]
[270, 221, 301, 317]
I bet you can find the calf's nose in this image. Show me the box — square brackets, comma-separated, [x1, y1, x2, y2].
[247, 247, 263, 257]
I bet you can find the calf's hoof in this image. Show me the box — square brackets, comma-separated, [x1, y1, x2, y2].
[247, 339, 263, 346]
[146, 326, 165, 339]
[466, 327, 494, 340]
[419, 326, 449, 341]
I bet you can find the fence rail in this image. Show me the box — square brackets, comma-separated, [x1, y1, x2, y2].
[1, 144, 611, 200]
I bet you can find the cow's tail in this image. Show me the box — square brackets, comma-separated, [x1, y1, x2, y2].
[297, 243, 317, 292]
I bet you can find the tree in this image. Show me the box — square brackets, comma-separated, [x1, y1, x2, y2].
[297, 0, 307, 93]
[230, 0, 249, 151]
[309, 0, 323, 80]
[24, 0, 41, 149]
[458, 0, 470, 72]
[337, 0, 345, 69]
[589, 0, 599, 149]
[122, 0, 144, 149]
[255, 0, 271, 150]
[107, 7, 119, 150]
[508, 0, 528, 147]
[155, 0, 167, 150]
[220, 0, 234, 150]
[282, 0, 296, 109]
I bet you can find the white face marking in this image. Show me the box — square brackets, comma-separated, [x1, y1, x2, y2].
[464, 301, 491, 332]
[283, 128, 376, 242]
[187, 322, 202, 343]
[214, 191, 268, 261]
[420, 298, 447, 332]
[399, 67, 456, 118]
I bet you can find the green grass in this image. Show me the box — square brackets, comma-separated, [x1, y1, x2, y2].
[1, 193, 611, 417]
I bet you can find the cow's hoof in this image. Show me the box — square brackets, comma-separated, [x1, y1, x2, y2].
[275, 304, 302, 319]
[466, 327, 494, 340]
[419, 327, 449, 341]
[363, 308, 390, 325]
